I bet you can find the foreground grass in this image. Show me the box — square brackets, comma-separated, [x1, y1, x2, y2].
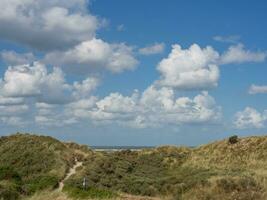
[0, 133, 76, 199]
[23, 190, 70, 200]
[66, 136, 267, 199]
[63, 185, 117, 199]
[2, 133, 267, 199]
[23, 190, 162, 200]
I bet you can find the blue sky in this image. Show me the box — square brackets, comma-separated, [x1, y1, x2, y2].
[0, 0, 266, 146]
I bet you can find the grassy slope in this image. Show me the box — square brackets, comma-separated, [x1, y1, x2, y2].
[1, 133, 267, 200]
[0, 133, 76, 199]
[65, 136, 267, 200]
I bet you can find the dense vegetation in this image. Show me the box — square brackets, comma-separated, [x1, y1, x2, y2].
[0, 133, 75, 199]
[66, 136, 267, 200]
[1, 133, 267, 200]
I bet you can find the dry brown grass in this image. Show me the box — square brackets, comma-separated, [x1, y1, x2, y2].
[185, 136, 267, 170]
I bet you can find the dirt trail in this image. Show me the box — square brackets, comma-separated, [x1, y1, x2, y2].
[58, 158, 83, 191]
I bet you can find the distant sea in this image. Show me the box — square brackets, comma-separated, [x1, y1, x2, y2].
[90, 146, 155, 151]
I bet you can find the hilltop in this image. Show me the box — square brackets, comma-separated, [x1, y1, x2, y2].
[0, 133, 90, 200]
[0, 133, 267, 200]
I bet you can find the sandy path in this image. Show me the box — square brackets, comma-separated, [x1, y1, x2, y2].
[58, 158, 83, 191]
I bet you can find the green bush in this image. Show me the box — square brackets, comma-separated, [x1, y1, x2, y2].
[228, 135, 238, 144]
[63, 185, 117, 199]
[0, 166, 21, 183]
[68, 150, 217, 198]
[0, 185, 19, 200]
[0, 133, 74, 199]
[23, 176, 59, 195]
[216, 176, 261, 193]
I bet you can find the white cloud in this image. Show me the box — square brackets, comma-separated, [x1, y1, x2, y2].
[0, 95, 29, 126]
[68, 85, 222, 128]
[0, 62, 72, 104]
[0, 116, 26, 126]
[44, 38, 138, 73]
[35, 102, 56, 115]
[213, 35, 240, 43]
[248, 84, 267, 94]
[35, 102, 77, 126]
[3, 39, 266, 129]
[0, 0, 99, 50]
[0, 96, 24, 105]
[0, 104, 28, 116]
[0, 62, 100, 105]
[234, 107, 266, 129]
[96, 92, 138, 113]
[1, 51, 35, 65]
[156, 44, 220, 89]
[139, 86, 221, 126]
[140, 86, 174, 112]
[139, 43, 165, 55]
[0, 60, 222, 128]
[67, 97, 97, 110]
[220, 44, 266, 64]
[155, 43, 266, 90]
[1, 62, 48, 97]
[0, 61, 103, 126]
[35, 114, 76, 127]
[73, 77, 99, 99]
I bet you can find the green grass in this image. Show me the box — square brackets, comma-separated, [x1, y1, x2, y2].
[65, 136, 267, 199]
[2, 133, 267, 200]
[63, 184, 117, 199]
[65, 149, 217, 197]
[0, 133, 75, 199]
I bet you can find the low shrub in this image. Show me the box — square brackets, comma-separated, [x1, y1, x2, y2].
[216, 176, 261, 193]
[63, 185, 117, 199]
[228, 135, 238, 144]
[23, 176, 59, 195]
[0, 166, 21, 183]
[0, 185, 19, 200]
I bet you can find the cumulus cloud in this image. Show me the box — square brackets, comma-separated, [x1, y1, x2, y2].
[96, 92, 138, 113]
[0, 61, 105, 126]
[0, 97, 29, 126]
[35, 102, 77, 126]
[65, 86, 221, 128]
[0, 62, 72, 104]
[1, 51, 35, 65]
[155, 43, 267, 90]
[0, 104, 28, 116]
[2, 34, 265, 129]
[0, 58, 222, 128]
[220, 44, 266, 64]
[0, 96, 24, 105]
[72, 77, 100, 99]
[156, 44, 220, 89]
[0, 100, 28, 125]
[234, 107, 266, 129]
[1, 62, 48, 97]
[0, 116, 26, 126]
[0, 62, 100, 104]
[44, 38, 138, 73]
[0, 0, 99, 50]
[248, 84, 267, 94]
[139, 43, 165, 55]
[139, 86, 221, 127]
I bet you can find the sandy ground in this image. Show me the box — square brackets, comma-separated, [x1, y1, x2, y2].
[58, 158, 83, 191]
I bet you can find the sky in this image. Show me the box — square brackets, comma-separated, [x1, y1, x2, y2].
[0, 0, 267, 146]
